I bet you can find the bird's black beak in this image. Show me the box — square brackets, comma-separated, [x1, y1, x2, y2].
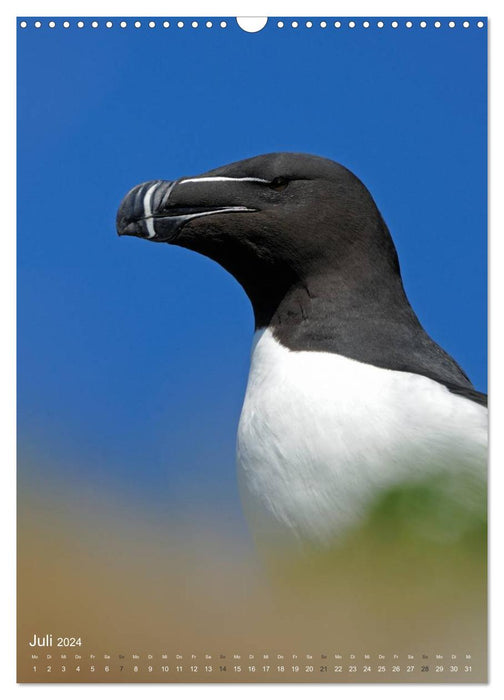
[116, 180, 182, 243]
[116, 178, 256, 243]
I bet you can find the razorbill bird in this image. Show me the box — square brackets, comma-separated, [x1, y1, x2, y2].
[116, 153, 487, 550]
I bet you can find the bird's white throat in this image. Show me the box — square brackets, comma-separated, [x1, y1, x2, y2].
[236, 328, 487, 548]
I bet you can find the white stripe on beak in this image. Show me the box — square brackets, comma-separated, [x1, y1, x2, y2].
[143, 183, 159, 238]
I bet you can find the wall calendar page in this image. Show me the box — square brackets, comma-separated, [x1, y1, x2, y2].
[17, 14, 487, 684]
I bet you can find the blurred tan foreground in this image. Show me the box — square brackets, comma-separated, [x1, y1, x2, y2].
[18, 473, 486, 683]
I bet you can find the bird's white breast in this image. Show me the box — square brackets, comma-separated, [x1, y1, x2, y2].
[236, 328, 487, 547]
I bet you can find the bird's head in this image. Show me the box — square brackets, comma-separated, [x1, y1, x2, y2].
[117, 152, 399, 325]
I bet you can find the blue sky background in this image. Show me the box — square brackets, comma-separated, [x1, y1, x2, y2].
[17, 18, 487, 519]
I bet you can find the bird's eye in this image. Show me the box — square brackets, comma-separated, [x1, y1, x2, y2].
[269, 176, 289, 191]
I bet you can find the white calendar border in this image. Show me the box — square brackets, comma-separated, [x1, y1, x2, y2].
[2, 0, 502, 698]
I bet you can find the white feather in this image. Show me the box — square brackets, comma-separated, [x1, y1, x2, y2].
[237, 328, 487, 547]
[179, 176, 270, 185]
